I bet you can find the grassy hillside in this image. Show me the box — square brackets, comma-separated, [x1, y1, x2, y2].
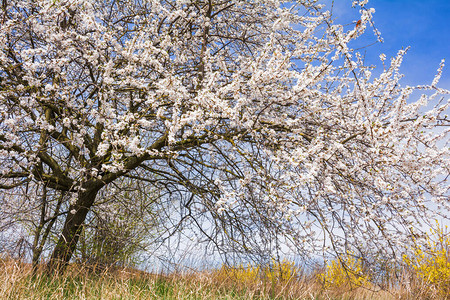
[2, 222, 449, 299]
[1, 257, 447, 300]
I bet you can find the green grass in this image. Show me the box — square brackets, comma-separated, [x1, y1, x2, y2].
[0, 258, 448, 299]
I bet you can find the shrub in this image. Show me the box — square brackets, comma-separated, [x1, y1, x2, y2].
[215, 259, 301, 284]
[403, 221, 450, 297]
[318, 253, 371, 290]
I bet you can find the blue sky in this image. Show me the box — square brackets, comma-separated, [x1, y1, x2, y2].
[321, 0, 450, 88]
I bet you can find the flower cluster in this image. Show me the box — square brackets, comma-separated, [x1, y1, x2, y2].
[0, 0, 448, 263]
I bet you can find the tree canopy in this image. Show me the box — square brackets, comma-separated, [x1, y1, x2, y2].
[0, 0, 448, 270]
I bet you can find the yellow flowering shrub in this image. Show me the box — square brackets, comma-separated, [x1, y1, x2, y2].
[318, 254, 371, 289]
[403, 221, 450, 296]
[215, 263, 259, 285]
[215, 259, 300, 284]
[264, 259, 300, 283]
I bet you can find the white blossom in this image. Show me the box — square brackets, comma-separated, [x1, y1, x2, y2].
[0, 0, 448, 264]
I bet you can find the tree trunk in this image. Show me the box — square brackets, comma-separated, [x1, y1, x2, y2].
[47, 184, 102, 272]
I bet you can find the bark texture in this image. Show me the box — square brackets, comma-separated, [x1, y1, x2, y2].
[47, 182, 102, 272]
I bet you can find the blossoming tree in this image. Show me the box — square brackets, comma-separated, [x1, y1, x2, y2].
[0, 0, 448, 271]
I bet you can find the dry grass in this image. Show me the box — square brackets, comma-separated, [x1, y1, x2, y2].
[1, 256, 448, 300]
